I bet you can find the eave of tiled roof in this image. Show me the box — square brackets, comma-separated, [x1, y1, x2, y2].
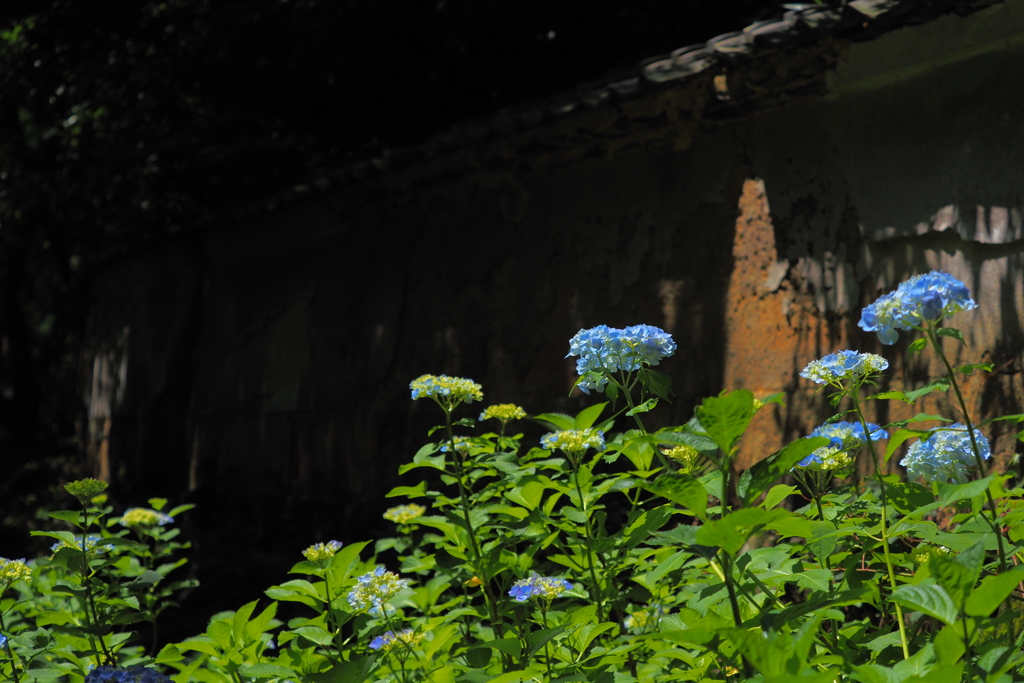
[160, 0, 1004, 238]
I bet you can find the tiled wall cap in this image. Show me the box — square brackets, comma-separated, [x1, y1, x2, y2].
[609, 78, 643, 98]
[706, 30, 754, 58]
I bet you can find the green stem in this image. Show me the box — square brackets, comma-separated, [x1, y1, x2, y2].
[618, 371, 646, 432]
[851, 395, 910, 660]
[571, 457, 606, 622]
[542, 605, 554, 682]
[0, 610, 21, 683]
[441, 406, 508, 655]
[79, 505, 112, 665]
[323, 572, 343, 659]
[925, 324, 1007, 573]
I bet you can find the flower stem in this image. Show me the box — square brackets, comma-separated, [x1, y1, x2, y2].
[571, 457, 605, 622]
[442, 407, 507, 645]
[925, 324, 1007, 572]
[851, 395, 910, 660]
[0, 611, 21, 683]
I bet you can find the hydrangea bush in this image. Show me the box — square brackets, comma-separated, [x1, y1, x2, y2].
[3, 271, 1024, 683]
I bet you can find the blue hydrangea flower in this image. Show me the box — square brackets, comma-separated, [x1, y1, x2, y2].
[84, 665, 172, 683]
[369, 629, 423, 652]
[567, 324, 676, 394]
[859, 271, 977, 345]
[508, 574, 573, 602]
[0, 632, 7, 648]
[797, 421, 887, 469]
[439, 436, 472, 453]
[347, 566, 411, 616]
[901, 424, 991, 484]
[800, 350, 888, 385]
[540, 429, 605, 453]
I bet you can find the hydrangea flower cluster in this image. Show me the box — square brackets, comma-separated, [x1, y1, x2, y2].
[51, 534, 111, 554]
[119, 508, 174, 528]
[901, 424, 991, 484]
[0, 557, 32, 584]
[348, 566, 411, 616]
[859, 271, 977, 344]
[439, 436, 472, 453]
[383, 504, 427, 524]
[369, 629, 424, 652]
[409, 374, 483, 404]
[540, 429, 605, 453]
[302, 540, 343, 562]
[567, 324, 677, 393]
[799, 350, 888, 385]
[478, 403, 527, 423]
[84, 665, 172, 683]
[797, 421, 886, 470]
[64, 478, 109, 504]
[508, 574, 573, 602]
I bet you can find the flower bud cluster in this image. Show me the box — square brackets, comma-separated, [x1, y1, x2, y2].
[409, 374, 483, 404]
[119, 508, 174, 528]
[540, 429, 605, 454]
[302, 540, 343, 562]
[0, 557, 31, 584]
[383, 504, 427, 524]
[478, 403, 527, 423]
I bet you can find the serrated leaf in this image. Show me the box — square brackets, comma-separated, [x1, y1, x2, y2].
[909, 338, 928, 354]
[887, 482, 934, 514]
[655, 429, 717, 453]
[868, 391, 912, 404]
[643, 473, 707, 521]
[762, 485, 797, 510]
[938, 475, 994, 506]
[47, 510, 84, 525]
[626, 398, 658, 416]
[936, 327, 964, 344]
[696, 389, 754, 454]
[905, 379, 951, 403]
[892, 583, 958, 625]
[238, 664, 298, 679]
[385, 481, 428, 499]
[535, 412, 576, 430]
[965, 567, 1024, 616]
[506, 478, 545, 510]
[574, 402, 607, 429]
[957, 363, 993, 376]
[638, 368, 673, 401]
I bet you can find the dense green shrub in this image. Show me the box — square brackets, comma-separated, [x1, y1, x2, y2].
[2, 271, 1024, 683]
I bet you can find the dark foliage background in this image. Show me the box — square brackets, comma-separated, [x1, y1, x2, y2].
[0, 0, 782, 639]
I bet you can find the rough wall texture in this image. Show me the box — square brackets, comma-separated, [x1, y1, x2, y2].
[82, 0, 1024, 590]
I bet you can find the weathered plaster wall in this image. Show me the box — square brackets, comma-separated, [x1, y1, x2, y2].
[82, 0, 1024, 568]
